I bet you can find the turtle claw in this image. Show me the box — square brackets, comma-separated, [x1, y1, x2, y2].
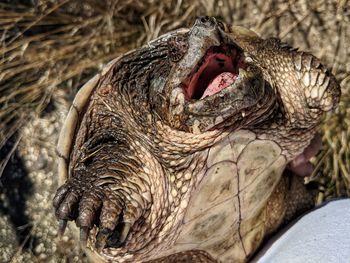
[119, 222, 131, 244]
[94, 222, 132, 250]
[58, 219, 67, 237]
[80, 226, 90, 247]
[53, 181, 142, 251]
[96, 228, 111, 252]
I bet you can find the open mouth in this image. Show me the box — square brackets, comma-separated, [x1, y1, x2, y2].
[182, 45, 245, 100]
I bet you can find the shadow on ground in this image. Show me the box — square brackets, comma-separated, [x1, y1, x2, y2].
[0, 135, 37, 250]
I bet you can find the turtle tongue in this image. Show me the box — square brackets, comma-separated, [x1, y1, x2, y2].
[200, 72, 237, 99]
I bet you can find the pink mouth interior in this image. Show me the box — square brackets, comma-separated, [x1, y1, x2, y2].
[183, 46, 241, 100]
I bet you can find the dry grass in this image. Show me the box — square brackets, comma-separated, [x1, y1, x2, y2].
[0, 0, 349, 199]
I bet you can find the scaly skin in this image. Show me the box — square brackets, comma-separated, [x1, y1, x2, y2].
[53, 17, 340, 262]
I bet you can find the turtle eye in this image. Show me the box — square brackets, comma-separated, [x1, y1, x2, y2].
[167, 35, 188, 62]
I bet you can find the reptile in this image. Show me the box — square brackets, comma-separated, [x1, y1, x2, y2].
[53, 17, 340, 262]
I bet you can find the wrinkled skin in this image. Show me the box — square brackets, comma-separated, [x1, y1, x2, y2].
[53, 17, 340, 262]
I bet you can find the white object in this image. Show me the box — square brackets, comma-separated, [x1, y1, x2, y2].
[255, 199, 350, 263]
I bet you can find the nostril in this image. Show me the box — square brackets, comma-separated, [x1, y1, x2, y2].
[200, 16, 210, 23]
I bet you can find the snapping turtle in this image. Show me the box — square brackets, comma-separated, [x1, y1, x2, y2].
[53, 17, 340, 262]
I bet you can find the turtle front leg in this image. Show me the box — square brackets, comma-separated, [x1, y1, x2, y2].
[53, 136, 159, 251]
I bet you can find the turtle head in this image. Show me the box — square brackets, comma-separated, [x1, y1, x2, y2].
[163, 17, 274, 133]
[161, 17, 340, 133]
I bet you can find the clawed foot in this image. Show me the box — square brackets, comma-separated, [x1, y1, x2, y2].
[53, 180, 140, 251]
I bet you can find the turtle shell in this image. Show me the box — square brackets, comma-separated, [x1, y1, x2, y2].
[56, 57, 120, 185]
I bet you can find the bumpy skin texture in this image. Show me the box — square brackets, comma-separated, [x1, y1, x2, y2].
[53, 17, 340, 262]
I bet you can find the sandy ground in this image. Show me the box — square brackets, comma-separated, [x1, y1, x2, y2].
[0, 90, 88, 262]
